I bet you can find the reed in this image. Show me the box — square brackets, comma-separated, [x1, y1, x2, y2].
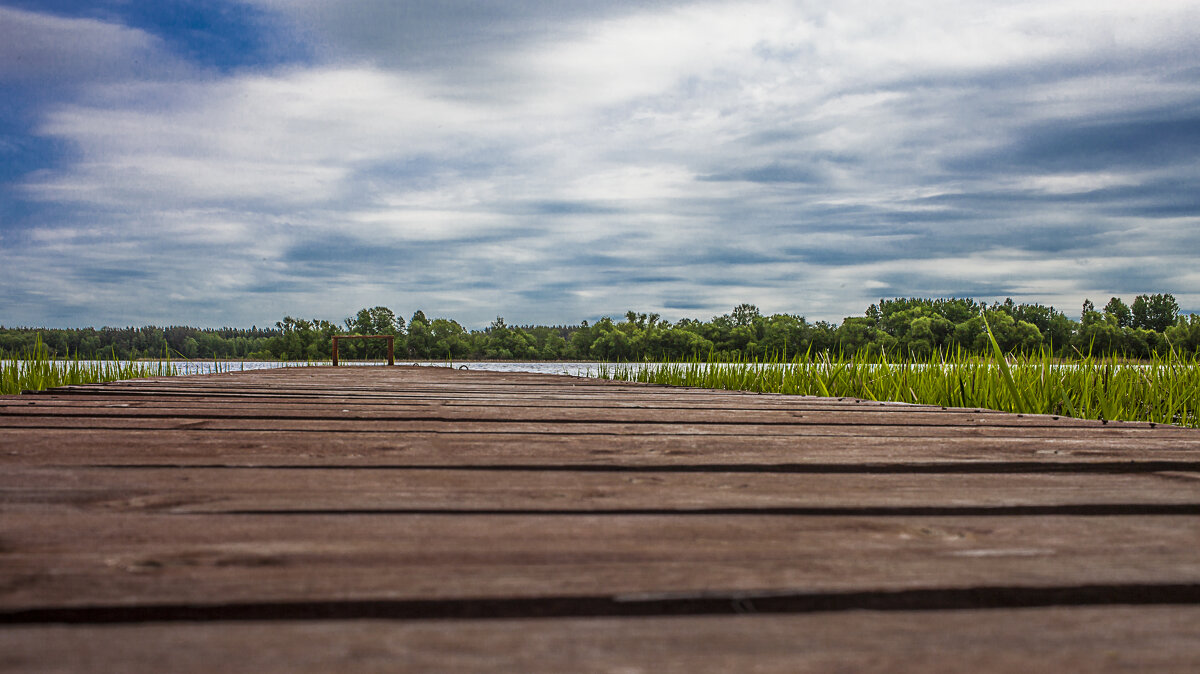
[1, 335, 176, 395]
[596, 345, 1200, 428]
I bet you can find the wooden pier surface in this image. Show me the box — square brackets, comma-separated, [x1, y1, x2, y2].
[2, 366, 1200, 672]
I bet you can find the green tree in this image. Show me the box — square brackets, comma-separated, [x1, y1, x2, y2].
[344, 306, 404, 359]
[1103, 297, 1132, 328]
[995, 301, 1073, 354]
[407, 310, 433, 358]
[758, 314, 810, 359]
[182, 336, 200, 359]
[1166, 314, 1200, 355]
[903, 315, 955, 356]
[1131, 293, 1179, 332]
[484, 317, 538, 360]
[658, 327, 713, 359]
[271, 317, 338, 360]
[538, 333, 569, 360]
[429, 318, 470, 359]
[568, 320, 593, 359]
[586, 318, 629, 360]
[731, 303, 761, 327]
[837, 317, 892, 354]
[1073, 310, 1122, 355]
[346, 306, 401, 335]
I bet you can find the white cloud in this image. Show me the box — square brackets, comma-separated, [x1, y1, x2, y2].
[0, 6, 182, 86]
[4, 0, 1200, 326]
[26, 67, 494, 207]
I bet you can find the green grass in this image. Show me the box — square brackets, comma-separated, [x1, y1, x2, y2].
[1, 335, 177, 395]
[9, 330, 1199, 428]
[596, 346, 1200, 428]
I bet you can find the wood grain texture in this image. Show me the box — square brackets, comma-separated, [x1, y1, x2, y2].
[6, 511, 1200, 610]
[2, 366, 1199, 671]
[4, 607, 1200, 673]
[7, 466, 1200, 512]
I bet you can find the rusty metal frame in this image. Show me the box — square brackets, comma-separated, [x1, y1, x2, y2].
[331, 335, 395, 366]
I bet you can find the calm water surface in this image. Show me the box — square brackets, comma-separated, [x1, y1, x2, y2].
[162, 360, 623, 377]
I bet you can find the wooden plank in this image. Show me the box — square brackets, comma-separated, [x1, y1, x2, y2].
[4, 512, 1200, 610]
[4, 467, 1199, 512]
[1, 403, 1136, 428]
[2, 393, 961, 411]
[33, 375, 692, 394]
[4, 367, 1200, 672]
[0, 398, 1180, 436]
[0, 371, 1154, 421]
[4, 606, 1200, 673]
[1, 414, 1189, 437]
[5, 427, 1200, 468]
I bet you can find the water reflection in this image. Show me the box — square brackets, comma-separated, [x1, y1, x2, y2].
[163, 360, 618, 377]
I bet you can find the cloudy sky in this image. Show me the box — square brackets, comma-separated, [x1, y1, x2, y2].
[2, 0, 1198, 328]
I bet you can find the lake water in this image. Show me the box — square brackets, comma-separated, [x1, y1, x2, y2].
[160, 360, 621, 377]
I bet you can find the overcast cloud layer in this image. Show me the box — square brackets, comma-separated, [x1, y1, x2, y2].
[1, 0, 1198, 328]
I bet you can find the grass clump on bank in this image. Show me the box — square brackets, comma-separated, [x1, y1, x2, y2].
[1, 336, 176, 395]
[596, 346, 1200, 428]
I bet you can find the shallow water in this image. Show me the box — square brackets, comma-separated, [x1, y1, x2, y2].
[121, 360, 622, 377]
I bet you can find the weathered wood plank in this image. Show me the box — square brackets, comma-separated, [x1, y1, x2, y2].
[1, 415, 1188, 439]
[5, 427, 1200, 468]
[1, 403, 1134, 428]
[4, 606, 1200, 673]
[3, 392, 959, 411]
[4, 467, 1199, 512]
[4, 512, 1200, 610]
[4, 366, 1200, 673]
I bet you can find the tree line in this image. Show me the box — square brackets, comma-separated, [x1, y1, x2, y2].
[3, 294, 1198, 361]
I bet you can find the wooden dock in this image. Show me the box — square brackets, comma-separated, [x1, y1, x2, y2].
[3, 366, 1200, 672]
